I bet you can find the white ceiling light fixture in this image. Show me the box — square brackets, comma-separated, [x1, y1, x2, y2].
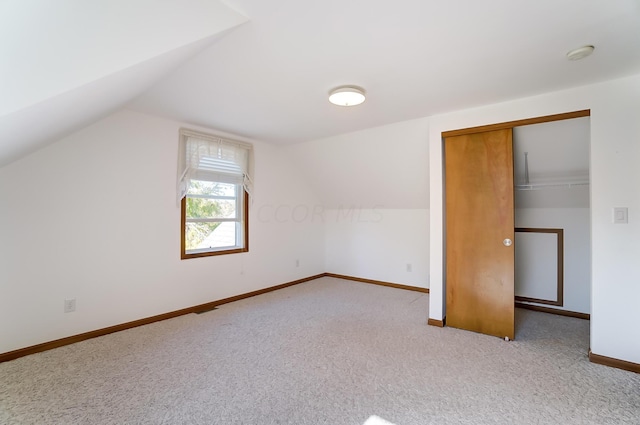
[329, 86, 366, 106]
[566, 45, 595, 61]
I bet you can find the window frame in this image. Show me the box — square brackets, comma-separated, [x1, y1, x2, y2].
[180, 188, 249, 259]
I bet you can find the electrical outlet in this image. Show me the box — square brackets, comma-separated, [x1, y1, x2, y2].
[64, 299, 76, 313]
[406, 263, 412, 272]
[295, 259, 300, 267]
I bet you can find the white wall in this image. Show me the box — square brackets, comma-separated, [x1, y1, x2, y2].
[515, 208, 591, 314]
[429, 73, 640, 364]
[286, 117, 430, 288]
[285, 117, 430, 209]
[0, 109, 324, 354]
[324, 208, 429, 288]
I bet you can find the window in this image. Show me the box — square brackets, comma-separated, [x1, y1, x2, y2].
[181, 182, 248, 258]
[177, 129, 253, 259]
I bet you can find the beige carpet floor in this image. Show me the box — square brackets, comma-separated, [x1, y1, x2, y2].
[1, 277, 639, 424]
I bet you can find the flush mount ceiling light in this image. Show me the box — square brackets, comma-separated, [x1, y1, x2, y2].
[566, 45, 595, 61]
[328, 86, 366, 106]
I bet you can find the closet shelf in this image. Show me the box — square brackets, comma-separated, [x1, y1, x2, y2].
[518, 151, 589, 190]
[515, 181, 589, 191]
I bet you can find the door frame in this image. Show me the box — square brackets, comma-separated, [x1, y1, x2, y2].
[441, 110, 590, 138]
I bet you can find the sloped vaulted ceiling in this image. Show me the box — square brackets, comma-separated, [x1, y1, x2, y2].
[130, 0, 640, 145]
[0, 0, 247, 166]
[2, 0, 640, 167]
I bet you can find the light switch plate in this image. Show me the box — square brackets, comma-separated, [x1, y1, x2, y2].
[613, 207, 628, 224]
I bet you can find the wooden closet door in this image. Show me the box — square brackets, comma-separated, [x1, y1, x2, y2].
[445, 129, 515, 340]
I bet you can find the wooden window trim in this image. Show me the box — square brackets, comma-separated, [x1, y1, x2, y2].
[181, 190, 249, 259]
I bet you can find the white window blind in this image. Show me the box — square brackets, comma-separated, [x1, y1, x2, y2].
[177, 129, 254, 201]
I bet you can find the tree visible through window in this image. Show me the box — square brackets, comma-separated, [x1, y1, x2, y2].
[182, 181, 247, 256]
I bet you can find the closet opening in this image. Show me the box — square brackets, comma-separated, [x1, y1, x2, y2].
[512, 116, 591, 342]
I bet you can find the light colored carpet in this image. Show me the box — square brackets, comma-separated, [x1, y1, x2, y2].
[1, 277, 638, 424]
